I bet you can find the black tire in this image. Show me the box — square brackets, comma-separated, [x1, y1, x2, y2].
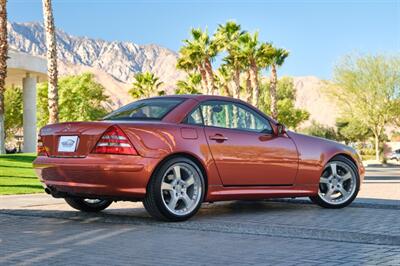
[310, 155, 360, 209]
[143, 156, 205, 222]
[64, 197, 112, 212]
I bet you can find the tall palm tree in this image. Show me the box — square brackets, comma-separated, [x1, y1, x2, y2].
[262, 43, 289, 119]
[42, 0, 59, 124]
[215, 65, 233, 97]
[177, 28, 217, 95]
[129, 72, 164, 99]
[214, 21, 245, 99]
[177, 49, 208, 94]
[175, 73, 202, 95]
[214, 21, 244, 51]
[238, 32, 260, 105]
[0, 0, 7, 154]
[221, 53, 246, 99]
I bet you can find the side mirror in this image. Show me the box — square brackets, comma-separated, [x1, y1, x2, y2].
[275, 123, 286, 136]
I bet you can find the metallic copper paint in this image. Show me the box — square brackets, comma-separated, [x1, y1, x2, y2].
[33, 95, 365, 202]
[205, 126, 298, 186]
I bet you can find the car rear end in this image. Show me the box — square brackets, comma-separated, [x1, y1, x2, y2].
[34, 122, 159, 200]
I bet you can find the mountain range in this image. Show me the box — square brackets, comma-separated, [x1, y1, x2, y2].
[7, 21, 185, 108]
[7, 21, 338, 126]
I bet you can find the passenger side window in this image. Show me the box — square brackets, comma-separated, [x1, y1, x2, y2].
[184, 107, 203, 125]
[200, 101, 272, 133]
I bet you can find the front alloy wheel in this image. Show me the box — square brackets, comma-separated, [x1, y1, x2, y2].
[310, 156, 360, 208]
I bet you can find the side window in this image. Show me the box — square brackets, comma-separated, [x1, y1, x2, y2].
[184, 107, 203, 125]
[200, 101, 272, 133]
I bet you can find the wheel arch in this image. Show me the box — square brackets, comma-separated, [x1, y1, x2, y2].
[329, 153, 358, 171]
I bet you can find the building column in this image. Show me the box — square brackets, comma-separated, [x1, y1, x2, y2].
[22, 75, 37, 153]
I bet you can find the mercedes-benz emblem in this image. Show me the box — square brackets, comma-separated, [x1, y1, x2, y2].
[62, 124, 72, 132]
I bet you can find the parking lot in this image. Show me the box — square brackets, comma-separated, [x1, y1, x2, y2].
[0, 165, 399, 265]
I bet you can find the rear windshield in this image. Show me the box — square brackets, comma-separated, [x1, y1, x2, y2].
[103, 98, 184, 121]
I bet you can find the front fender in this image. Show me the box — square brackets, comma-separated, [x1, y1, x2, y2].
[288, 132, 364, 186]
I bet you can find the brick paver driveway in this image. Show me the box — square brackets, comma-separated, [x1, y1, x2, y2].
[0, 166, 399, 265]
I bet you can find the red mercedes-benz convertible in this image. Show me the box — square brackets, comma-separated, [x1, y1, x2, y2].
[33, 95, 365, 221]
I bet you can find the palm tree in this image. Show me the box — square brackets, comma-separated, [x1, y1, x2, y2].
[0, 0, 7, 154]
[177, 28, 217, 95]
[175, 73, 202, 95]
[238, 32, 259, 105]
[42, 0, 59, 124]
[214, 21, 245, 99]
[238, 32, 271, 107]
[129, 72, 164, 99]
[177, 49, 208, 93]
[214, 21, 244, 51]
[215, 65, 233, 97]
[261, 43, 289, 119]
[221, 54, 246, 99]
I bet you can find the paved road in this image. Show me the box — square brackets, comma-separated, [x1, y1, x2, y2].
[0, 166, 399, 266]
[364, 165, 400, 183]
[358, 165, 400, 200]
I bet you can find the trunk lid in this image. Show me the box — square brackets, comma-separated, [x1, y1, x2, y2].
[39, 121, 115, 157]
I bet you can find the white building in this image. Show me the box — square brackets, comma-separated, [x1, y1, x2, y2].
[5, 50, 47, 153]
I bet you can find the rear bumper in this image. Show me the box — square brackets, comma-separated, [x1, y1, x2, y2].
[33, 154, 159, 199]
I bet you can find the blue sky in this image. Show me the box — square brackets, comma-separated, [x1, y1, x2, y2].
[8, 0, 400, 79]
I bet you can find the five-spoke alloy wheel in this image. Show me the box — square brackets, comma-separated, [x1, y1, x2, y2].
[144, 157, 205, 221]
[310, 156, 360, 208]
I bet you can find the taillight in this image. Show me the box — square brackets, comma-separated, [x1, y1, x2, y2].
[37, 135, 48, 156]
[92, 126, 137, 155]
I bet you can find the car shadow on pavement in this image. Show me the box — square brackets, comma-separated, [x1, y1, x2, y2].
[1, 197, 398, 224]
[197, 200, 310, 217]
[0, 200, 311, 226]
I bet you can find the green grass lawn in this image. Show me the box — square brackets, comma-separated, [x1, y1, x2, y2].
[0, 153, 43, 195]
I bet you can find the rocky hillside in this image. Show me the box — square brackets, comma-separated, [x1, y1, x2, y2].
[7, 22, 184, 97]
[293, 76, 339, 127]
[7, 21, 338, 126]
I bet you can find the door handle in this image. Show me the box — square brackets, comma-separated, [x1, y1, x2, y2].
[209, 134, 228, 142]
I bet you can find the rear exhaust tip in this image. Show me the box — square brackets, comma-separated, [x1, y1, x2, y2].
[45, 186, 66, 198]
